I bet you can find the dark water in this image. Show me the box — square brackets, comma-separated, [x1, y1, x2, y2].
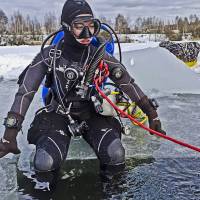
[0, 81, 200, 200]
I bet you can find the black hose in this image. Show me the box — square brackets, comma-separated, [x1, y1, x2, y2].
[85, 42, 107, 85]
[101, 23, 122, 63]
[40, 29, 63, 67]
[52, 39, 67, 112]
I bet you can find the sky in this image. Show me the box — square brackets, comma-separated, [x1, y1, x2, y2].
[1, 0, 200, 22]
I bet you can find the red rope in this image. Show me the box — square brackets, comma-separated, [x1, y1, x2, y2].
[94, 72, 200, 153]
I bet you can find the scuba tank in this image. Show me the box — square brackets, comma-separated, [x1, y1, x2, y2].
[96, 85, 148, 126]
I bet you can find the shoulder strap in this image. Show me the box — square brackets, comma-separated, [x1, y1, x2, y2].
[44, 44, 63, 88]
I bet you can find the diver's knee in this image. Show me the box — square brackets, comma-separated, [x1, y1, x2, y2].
[34, 148, 55, 172]
[108, 138, 125, 165]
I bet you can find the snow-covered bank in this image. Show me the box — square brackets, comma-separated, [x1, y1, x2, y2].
[123, 47, 200, 94]
[116, 42, 160, 52]
[0, 46, 40, 80]
[0, 43, 159, 80]
[1, 43, 200, 94]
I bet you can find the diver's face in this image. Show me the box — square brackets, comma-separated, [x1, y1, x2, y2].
[72, 20, 95, 37]
[72, 20, 95, 45]
[71, 19, 95, 45]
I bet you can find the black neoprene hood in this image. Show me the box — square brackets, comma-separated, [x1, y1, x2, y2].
[61, 0, 94, 25]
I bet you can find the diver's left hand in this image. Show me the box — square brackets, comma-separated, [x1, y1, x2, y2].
[0, 128, 21, 158]
[148, 118, 166, 135]
[0, 136, 21, 158]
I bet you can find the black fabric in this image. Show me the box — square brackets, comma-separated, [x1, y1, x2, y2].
[42, 46, 97, 118]
[35, 132, 70, 170]
[61, 0, 94, 61]
[69, 101, 95, 120]
[27, 110, 70, 144]
[83, 114, 123, 164]
[148, 119, 166, 135]
[17, 64, 31, 85]
[28, 110, 124, 173]
[136, 95, 158, 118]
[62, 30, 88, 62]
[61, 0, 93, 26]
[0, 128, 21, 157]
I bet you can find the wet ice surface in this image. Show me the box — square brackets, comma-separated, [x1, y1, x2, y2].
[0, 158, 18, 200]
[1, 46, 200, 199]
[1, 83, 200, 200]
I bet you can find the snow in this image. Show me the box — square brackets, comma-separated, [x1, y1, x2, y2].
[0, 42, 200, 94]
[0, 43, 159, 81]
[0, 46, 40, 80]
[122, 47, 200, 94]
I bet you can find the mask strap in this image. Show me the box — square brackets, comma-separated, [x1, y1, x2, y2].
[62, 21, 71, 31]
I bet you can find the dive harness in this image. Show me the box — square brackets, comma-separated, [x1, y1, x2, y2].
[39, 23, 134, 137]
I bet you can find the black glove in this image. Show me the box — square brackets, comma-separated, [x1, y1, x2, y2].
[0, 128, 21, 158]
[136, 96, 166, 135]
[0, 112, 23, 158]
[148, 117, 166, 135]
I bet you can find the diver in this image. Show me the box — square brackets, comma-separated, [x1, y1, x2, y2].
[0, 0, 166, 178]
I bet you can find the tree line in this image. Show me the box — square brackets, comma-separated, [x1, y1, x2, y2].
[133, 15, 200, 40]
[1, 9, 200, 44]
[0, 9, 59, 35]
[0, 9, 59, 45]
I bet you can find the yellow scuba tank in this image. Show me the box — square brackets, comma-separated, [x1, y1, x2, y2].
[99, 87, 148, 126]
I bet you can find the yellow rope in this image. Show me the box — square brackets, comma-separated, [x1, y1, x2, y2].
[111, 91, 120, 95]
[116, 102, 148, 126]
[106, 90, 148, 126]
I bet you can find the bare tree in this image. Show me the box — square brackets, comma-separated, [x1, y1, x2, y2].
[99, 16, 114, 27]
[115, 14, 130, 34]
[44, 12, 58, 34]
[135, 17, 143, 32]
[0, 9, 8, 34]
[9, 11, 25, 34]
[29, 17, 42, 36]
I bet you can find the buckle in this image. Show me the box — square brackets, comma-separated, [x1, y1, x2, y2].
[49, 49, 62, 59]
[149, 98, 159, 109]
[56, 105, 66, 115]
[153, 117, 160, 121]
[1, 137, 10, 144]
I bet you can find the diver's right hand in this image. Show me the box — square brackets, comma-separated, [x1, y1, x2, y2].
[0, 129, 20, 158]
[0, 138, 21, 158]
[148, 117, 166, 135]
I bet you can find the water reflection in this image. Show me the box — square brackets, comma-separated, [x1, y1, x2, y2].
[17, 157, 155, 200]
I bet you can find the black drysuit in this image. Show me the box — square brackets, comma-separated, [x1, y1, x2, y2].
[11, 41, 146, 173]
